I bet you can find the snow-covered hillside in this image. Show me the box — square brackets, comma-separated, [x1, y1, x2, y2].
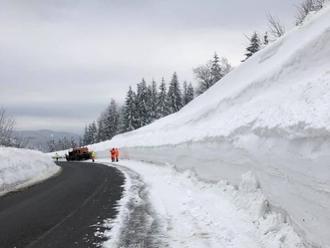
[83, 6, 329, 248]
[0, 147, 60, 195]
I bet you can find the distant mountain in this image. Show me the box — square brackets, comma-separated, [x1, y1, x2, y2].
[14, 129, 81, 152]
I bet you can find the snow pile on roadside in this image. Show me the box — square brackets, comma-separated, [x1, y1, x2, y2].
[0, 147, 60, 195]
[84, 5, 330, 247]
[101, 160, 304, 248]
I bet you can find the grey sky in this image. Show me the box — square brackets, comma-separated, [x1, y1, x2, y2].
[0, 0, 301, 133]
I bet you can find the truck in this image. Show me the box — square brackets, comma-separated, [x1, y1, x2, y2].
[65, 147, 92, 161]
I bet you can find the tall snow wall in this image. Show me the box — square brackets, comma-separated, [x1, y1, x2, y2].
[90, 6, 330, 248]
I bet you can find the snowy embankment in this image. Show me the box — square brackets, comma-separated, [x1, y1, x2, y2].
[85, 6, 329, 248]
[0, 147, 60, 195]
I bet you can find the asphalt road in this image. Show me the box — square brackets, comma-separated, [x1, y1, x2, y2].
[0, 161, 124, 248]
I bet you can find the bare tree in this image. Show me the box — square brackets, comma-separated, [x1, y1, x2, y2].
[267, 14, 286, 39]
[12, 135, 30, 148]
[220, 57, 232, 75]
[47, 138, 56, 152]
[193, 62, 213, 95]
[0, 108, 15, 146]
[296, 0, 326, 25]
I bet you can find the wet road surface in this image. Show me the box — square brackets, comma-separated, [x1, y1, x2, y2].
[0, 161, 124, 248]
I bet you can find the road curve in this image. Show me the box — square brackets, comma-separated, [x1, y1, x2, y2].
[0, 161, 124, 248]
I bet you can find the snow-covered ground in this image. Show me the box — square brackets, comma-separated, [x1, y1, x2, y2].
[0, 147, 60, 195]
[98, 160, 304, 248]
[57, 5, 330, 248]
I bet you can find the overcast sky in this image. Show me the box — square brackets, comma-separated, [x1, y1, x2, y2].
[0, 0, 301, 133]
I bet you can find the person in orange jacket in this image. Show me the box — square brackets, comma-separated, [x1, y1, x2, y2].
[115, 148, 119, 162]
[110, 148, 116, 162]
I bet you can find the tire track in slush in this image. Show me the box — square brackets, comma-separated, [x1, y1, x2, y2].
[101, 164, 169, 248]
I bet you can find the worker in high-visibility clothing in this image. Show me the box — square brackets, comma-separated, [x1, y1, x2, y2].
[110, 148, 116, 162]
[91, 151, 96, 162]
[115, 148, 119, 162]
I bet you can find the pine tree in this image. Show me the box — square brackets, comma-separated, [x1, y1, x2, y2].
[136, 78, 149, 127]
[157, 77, 169, 118]
[89, 122, 98, 144]
[78, 136, 83, 147]
[167, 72, 183, 113]
[210, 53, 223, 84]
[97, 116, 105, 142]
[243, 32, 261, 61]
[148, 80, 158, 123]
[82, 125, 90, 145]
[117, 106, 126, 134]
[103, 99, 120, 140]
[183, 81, 195, 105]
[123, 86, 139, 132]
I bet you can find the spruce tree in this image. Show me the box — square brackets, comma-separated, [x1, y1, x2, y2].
[117, 106, 126, 134]
[167, 72, 183, 113]
[157, 77, 169, 118]
[123, 86, 139, 131]
[183, 81, 195, 105]
[97, 116, 105, 142]
[148, 80, 158, 123]
[243, 32, 261, 61]
[210, 53, 223, 84]
[103, 99, 120, 140]
[82, 123, 97, 145]
[136, 78, 149, 127]
[82, 125, 90, 145]
[89, 122, 98, 143]
[78, 136, 83, 147]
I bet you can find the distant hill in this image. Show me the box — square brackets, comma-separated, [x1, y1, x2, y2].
[14, 129, 81, 152]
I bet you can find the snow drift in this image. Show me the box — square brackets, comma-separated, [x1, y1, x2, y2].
[87, 6, 330, 248]
[0, 147, 60, 195]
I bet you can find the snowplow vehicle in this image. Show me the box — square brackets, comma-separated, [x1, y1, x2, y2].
[65, 147, 92, 161]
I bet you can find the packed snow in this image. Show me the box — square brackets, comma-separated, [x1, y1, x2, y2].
[0, 147, 60, 195]
[58, 5, 330, 248]
[98, 160, 304, 248]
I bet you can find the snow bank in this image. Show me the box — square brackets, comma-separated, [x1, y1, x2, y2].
[0, 147, 60, 195]
[101, 160, 304, 248]
[85, 5, 330, 248]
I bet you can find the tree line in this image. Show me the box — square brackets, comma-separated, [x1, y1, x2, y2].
[82, 0, 328, 145]
[82, 53, 232, 145]
[82, 74, 195, 145]
[46, 136, 81, 152]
